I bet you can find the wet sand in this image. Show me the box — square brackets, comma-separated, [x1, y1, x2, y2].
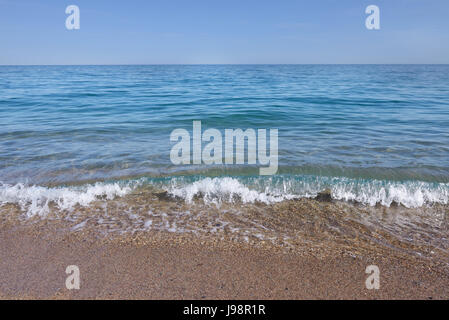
[0, 221, 448, 300]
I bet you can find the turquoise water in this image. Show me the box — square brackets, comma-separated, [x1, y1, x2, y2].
[1, 65, 449, 211]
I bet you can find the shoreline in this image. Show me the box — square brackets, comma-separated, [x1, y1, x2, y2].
[0, 223, 448, 299]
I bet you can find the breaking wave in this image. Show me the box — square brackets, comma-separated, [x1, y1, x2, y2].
[166, 177, 297, 204]
[164, 176, 449, 208]
[1, 175, 449, 217]
[0, 181, 136, 217]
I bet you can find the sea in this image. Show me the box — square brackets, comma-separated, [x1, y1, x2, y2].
[1, 65, 448, 257]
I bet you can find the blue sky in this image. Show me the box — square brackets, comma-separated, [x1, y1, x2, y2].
[1, 0, 448, 64]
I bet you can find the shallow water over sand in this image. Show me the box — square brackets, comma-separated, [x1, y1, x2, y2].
[1, 181, 448, 266]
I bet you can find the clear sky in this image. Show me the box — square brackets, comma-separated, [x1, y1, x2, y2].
[1, 0, 448, 65]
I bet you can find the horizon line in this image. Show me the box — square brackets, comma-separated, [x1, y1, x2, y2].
[1, 63, 449, 67]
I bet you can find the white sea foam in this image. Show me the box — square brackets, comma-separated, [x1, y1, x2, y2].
[330, 179, 449, 208]
[0, 181, 135, 217]
[1, 176, 448, 218]
[165, 176, 449, 208]
[166, 177, 297, 204]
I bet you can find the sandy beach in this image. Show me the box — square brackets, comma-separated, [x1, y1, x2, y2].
[0, 213, 448, 300]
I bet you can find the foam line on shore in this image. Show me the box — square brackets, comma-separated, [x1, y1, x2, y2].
[1, 175, 449, 217]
